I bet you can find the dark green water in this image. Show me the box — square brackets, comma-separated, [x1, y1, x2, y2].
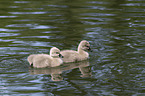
[0, 0, 145, 95]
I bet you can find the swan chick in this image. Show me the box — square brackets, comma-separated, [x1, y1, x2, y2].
[27, 47, 63, 68]
[60, 40, 91, 63]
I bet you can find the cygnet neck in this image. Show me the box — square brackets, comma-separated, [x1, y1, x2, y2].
[78, 45, 86, 54]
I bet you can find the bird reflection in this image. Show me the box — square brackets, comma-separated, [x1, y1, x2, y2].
[79, 65, 92, 77]
[29, 60, 91, 81]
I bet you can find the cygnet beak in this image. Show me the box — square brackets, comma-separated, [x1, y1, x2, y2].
[59, 54, 64, 58]
[30, 63, 33, 68]
[88, 47, 92, 52]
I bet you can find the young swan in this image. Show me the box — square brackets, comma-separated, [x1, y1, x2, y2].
[60, 40, 91, 63]
[27, 47, 63, 68]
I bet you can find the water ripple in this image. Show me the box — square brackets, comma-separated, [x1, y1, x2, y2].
[121, 3, 145, 6]
[46, 5, 68, 8]
[0, 28, 19, 32]
[0, 16, 17, 18]
[9, 12, 48, 15]
[81, 13, 115, 17]
[0, 33, 20, 37]
[31, 25, 56, 29]
[87, 1, 109, 4]
[6, 24, 36, 28]
[0, 0, 145, 95]
[14, 1, 30, 3]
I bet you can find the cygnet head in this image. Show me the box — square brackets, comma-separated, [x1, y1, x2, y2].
[79, 40, 91, 51]
[50, 47, 63, 58]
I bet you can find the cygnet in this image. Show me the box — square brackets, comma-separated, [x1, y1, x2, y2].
[60, 40, 91, 63]
[27, 47, 63, 68]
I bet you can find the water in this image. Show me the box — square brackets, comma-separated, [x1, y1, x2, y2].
[0, 0, 145, 95]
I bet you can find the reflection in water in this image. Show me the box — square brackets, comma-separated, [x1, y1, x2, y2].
[29, 60, 91, 81]
[79, 65, 91, 77]
[29, 67, 63, 81]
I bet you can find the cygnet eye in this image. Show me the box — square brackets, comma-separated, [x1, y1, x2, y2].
[56, 52, 59, 54]
[85, 45, 89, 47]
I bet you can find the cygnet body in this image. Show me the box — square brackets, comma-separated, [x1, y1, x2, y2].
[60, 40, 91, 63]
[27, 47, 63, 68]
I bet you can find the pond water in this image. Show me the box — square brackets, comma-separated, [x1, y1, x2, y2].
[0, 0, 145, 95]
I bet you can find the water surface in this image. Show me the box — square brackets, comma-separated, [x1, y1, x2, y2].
[0, 0, 145, 96]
